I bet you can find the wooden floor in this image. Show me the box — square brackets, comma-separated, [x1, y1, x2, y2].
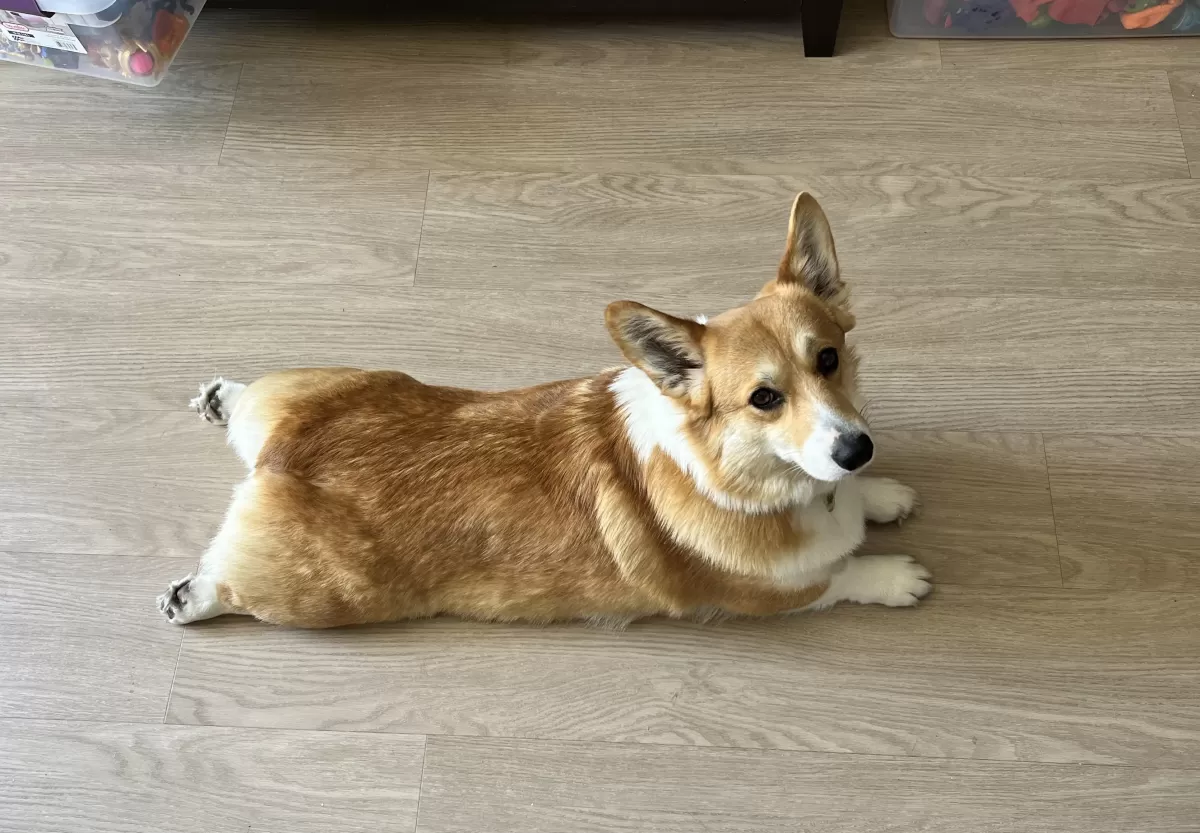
[2, 3, 1200, 830]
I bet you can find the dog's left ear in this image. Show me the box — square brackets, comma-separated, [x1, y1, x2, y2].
[768, 192, 854, 329]
[772, 190, 849, 291]
[606, 301, 705, 397]
[779, 192, 841, 298]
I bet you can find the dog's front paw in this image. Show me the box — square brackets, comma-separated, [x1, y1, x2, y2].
[830, 555, 932, 607]
[860, 477, 918, 525]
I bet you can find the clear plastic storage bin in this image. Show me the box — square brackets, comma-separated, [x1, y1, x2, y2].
[0, 0, 205, 85]
[889, 0, 1200, 37]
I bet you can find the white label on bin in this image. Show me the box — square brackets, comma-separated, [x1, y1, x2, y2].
[0, 11, 87, 54]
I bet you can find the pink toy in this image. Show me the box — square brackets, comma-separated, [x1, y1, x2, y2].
[129, 50, 155, 76]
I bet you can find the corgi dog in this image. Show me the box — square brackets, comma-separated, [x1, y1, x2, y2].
[158, 193, 930, 629]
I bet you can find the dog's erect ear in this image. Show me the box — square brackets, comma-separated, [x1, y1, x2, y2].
[606, 301, 705, 397]
[777, 193, 846, 306]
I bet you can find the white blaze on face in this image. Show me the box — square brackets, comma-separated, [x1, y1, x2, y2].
[780, 405, 865, 483]
[797, 423, 851, 482]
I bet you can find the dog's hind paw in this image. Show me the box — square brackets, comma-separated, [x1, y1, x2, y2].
[190, 377, 245, 426]
[157, 574, 195, 623]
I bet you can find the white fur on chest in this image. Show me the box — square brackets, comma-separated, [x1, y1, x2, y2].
[771, 478, 866, 587]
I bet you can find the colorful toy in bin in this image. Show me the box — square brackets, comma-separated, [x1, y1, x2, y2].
[152, 6, 188, 53]
[45, 44, 80, 67]
[1121, 0, 1183, 28]
[903, 0, 1200, 33]
[0, 0, 204, 85]
[125, 43, 155, 74]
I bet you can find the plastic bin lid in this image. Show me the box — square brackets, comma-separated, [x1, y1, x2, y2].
[34, 0, 121, 15]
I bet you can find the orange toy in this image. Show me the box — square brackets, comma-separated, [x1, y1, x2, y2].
[153, 9, 189, 58]
[1121, 0, 1183, 27]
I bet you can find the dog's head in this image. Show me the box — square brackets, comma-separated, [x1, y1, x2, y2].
[607, 193, 869, 502]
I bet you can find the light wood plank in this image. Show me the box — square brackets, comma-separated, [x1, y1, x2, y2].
[0, 409, 239, 557]
[1046, 435, 1200, 590]
[417, 737, 1200, 833]
[0, 552, 184, 722]
[3, 281, 1200, 434]
[941, 39, 1200, 72]
[0, 166, 427, 287]
[418, 171, 1200, 298]
[0, 281, 698, 412]
[166, 586, 1200, 768]
[0, 720, 424, 833]
[858, 432, 1061, 587]
[852, 293, 1200, 432]
[1169, 70, 1200, 176]
[0, 62, 241, 165]
[220, 61, 1185, 177]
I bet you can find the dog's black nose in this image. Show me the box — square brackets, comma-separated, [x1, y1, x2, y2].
[832, 432, 874, 472]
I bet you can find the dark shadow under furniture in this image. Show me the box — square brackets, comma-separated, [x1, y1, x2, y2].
[209, 0, 844, 55]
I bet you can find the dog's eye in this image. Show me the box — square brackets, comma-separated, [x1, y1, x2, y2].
[749, 387, 783, 411]
[817, 347, 839, 376]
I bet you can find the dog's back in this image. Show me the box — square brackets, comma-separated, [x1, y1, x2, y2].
[216, 368, 675, 627]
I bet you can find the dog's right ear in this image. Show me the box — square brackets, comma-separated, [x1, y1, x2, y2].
[775, 192, 848, 307]
[606, 301, 705, 397]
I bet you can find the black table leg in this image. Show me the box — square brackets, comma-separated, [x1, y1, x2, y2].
[801, 0, 844, 57]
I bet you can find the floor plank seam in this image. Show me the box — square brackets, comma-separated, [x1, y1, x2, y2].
[1040, 432, 1066, 589]
[411, 170, 433, 288]
[16, 272, 1200, 296]
[8, 713, 1199, 773]
[1164, 68, 1192, 171]
[412, 735, 430, 833]
[1168, 78, 1197, 179]
[382, 731, 1200, 773]
[160, 629, 187, 725]
[0, 554, 202, 562]
[214, 62, 246, 169]
[0, 713, 169, 728]
[45, 163, 1199, 185]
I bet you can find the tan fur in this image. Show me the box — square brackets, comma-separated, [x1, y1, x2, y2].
[210, 368, 828, 627]
[163, 194, 920, 628]
[682, 286, 862, 507]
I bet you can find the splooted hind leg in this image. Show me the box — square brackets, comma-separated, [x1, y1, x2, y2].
[157, 573, 236, 624]
[190, 377, 246, 426]
[158, 476, 258, 624]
